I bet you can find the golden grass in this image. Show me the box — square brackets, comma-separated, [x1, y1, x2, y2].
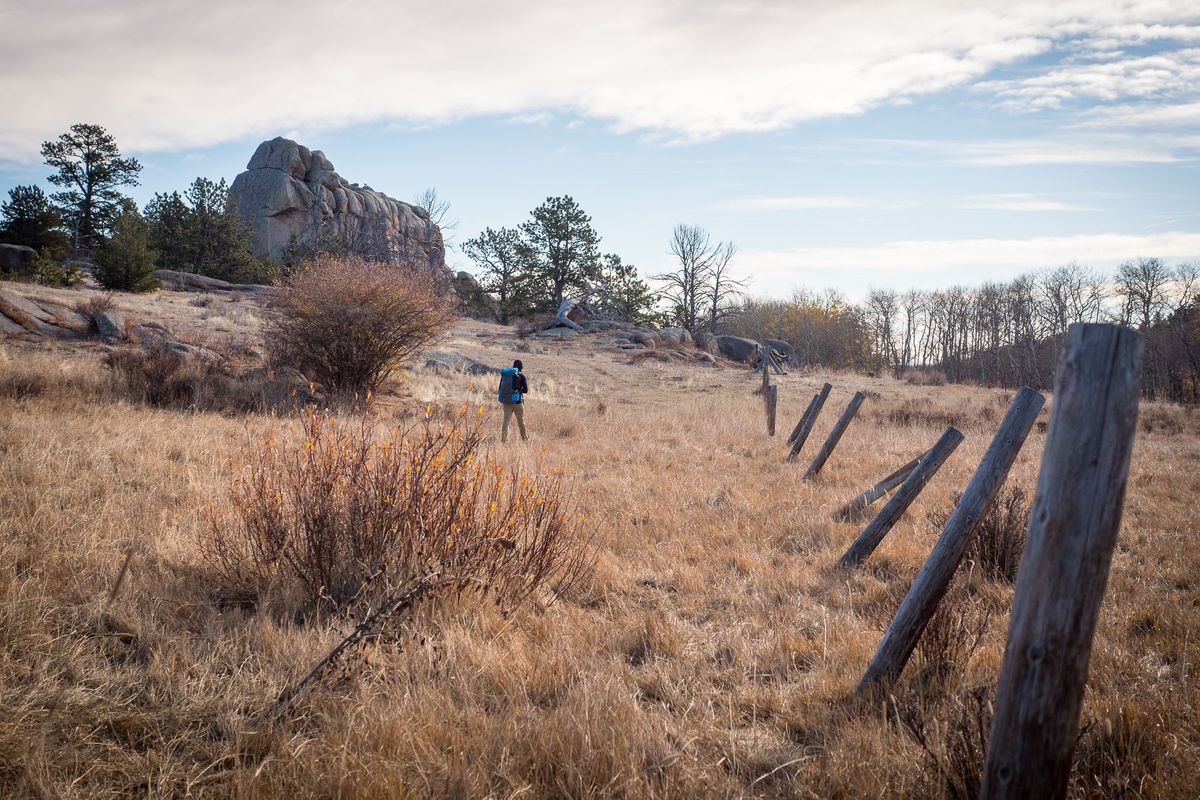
[1, 314, 1199, 798]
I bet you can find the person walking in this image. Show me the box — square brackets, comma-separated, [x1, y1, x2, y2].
[498, 359, 529, 442]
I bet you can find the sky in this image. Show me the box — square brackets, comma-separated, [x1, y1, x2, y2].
[1, 0, 1197, 299]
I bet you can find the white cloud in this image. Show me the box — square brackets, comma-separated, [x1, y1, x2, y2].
[980, 47, 1200, 110]
[726, 195, 872, 211]
[738, 231, 1200, 297]
[958, 193, 1100, 211]
[1, 1, 1198, 159]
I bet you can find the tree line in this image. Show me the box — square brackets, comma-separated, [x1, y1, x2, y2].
[0, 123, 272, 291]
[729, 260, 1200, 404]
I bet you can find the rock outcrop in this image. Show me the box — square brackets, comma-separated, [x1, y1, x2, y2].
[153, 269, 276, 296]
[0, 244, 37, 277]
[0, 289, 91, 339]
[228, 137, 445, 270]
[715, 334, 760, 364]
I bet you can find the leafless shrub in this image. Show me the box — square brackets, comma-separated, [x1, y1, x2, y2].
[932, 485, 1031, 583]
[200, 407, 591, 615]
[103, 340, 234, 410]
[895, 684, 992, 800]
[885, 400, 967, 430]
[264, 255, 454, 401]
[901, 367, 948, 386]
[75, 292, 116, 324]
[911, 589, 992, 694]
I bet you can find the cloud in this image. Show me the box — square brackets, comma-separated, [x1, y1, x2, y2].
[737, 230, 1200, 297]
[1, 1, 1198, 159]
[958, 193, 1101, 211]
[725, 195, 872, 211]
[979, 47, 1200, 110]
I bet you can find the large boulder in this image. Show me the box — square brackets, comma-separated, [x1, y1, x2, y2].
[694, 331, 718, 355]
[657, 326, 693, 348]
[424, 351, 500, 375]
[0, 244, 36, 277]
[765, 338, 797, 363]
[229, 137, 445, 271]
[715, 334, 760, 364]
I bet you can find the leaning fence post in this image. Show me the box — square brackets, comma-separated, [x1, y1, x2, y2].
[982, 324, 1143, 800]
[803, 391, 866, 480]
[787, 382, 832, 459]
[766, 384, 778, 437]
[835, 448, 930, 521]
[855, 386, 1045, 693]
[838, 427, 963, 567]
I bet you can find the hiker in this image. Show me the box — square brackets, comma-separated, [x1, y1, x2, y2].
[498, 359, 529, 442]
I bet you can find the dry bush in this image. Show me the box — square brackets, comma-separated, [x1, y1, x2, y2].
[886, 399, 969, 429]
[201, 407, 590, 615]
[75, 292, 116, 324]
[103, 340, 246, 411]
[895, 684, 993, 800]
[901, 367, 948, 386]
[932, 485, 1031, 583]
[264, 255, 454, 400]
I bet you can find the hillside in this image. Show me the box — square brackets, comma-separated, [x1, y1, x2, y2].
[2, 279, 1199, 798]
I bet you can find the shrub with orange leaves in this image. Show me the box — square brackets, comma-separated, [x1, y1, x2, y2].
[201, 407, 590, 614]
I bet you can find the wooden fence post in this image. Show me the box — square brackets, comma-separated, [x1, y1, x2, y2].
[838, 427, 964, 567]
[760, 345, 770, 394]
[787, 382, 832, 459]
[982, 325, 1143, 800]
[835, 448, 930, 521]
[766, 385, 778, 437]
[854, 386, 1045, 692]
[803, 391, 866, 481]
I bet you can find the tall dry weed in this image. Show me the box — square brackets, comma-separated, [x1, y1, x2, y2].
[201, 406, 591, 616]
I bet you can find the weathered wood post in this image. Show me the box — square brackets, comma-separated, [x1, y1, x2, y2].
[855, 386, 1045, 692]
[760, 345, 770, 394]
[803, 391, 866, 480]
[835, 448, 930, 521]
[838, 427, 964, 567]
[982, 325, 1143, 800]
[787, 383, 832, 459]
[766, 384, 778, 437]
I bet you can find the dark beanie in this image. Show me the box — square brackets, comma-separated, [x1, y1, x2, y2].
[513, 359, 523, 370]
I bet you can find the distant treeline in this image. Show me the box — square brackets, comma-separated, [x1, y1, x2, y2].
[729, 259, 1199, 404]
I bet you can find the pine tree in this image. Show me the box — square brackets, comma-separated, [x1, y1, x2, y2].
[597, 253, 661, 325]
[462, 226, 536, 323]
[0, 185, 70, 253]
[94, 205, 158, 292]
[40, 123, 141, 254]
[518, 195, 601, 312]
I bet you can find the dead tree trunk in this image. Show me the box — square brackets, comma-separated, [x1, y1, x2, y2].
[838, 427, 964, 567]
[855, 386, 1045, 692]
[803, 391, 865, 481]
[982, 325, 1143, 800]
[787, 383, 832, 459]
[835, 448, 929, 521]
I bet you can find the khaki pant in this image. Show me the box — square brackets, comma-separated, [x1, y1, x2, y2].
[501, 402, 527, 442]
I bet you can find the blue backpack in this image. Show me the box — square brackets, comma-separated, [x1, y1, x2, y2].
[497, 367, 522, 403]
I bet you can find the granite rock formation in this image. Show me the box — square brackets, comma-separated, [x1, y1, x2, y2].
[228, 137, 445, 270]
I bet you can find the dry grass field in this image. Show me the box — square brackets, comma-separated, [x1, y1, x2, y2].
[2, 283, 1199, 798]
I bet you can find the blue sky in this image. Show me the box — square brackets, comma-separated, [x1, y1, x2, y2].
[1, 1, 1197, 298]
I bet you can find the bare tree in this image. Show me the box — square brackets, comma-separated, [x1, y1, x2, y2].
[702, 241, 742, 334]
[865, 288, 900, 372]
[1115, 257, 1172, 329]
[414, 187, 457, 249]
[655, 224, 740, 334]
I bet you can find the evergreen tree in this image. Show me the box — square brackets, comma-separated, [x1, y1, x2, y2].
[41, 123, 141, 253]
[0, 185, 69, 253]
[143, 177, 266, 283]
[462, 226, 536, 322]
[94, 205, 158, 292]
[596, 253, 661, 325]
[518, 195, 601, 312]
[143, 191, 191, 270]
